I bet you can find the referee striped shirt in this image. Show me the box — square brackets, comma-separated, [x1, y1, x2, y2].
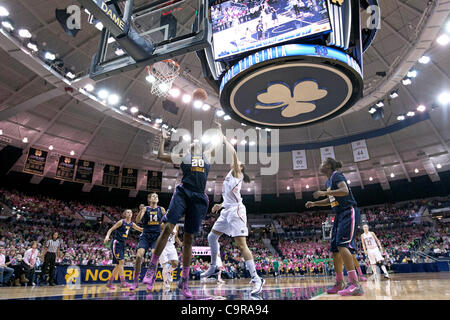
[45, 239, 60, 253]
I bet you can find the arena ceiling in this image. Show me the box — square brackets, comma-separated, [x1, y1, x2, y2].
[0, 0, 449, 199]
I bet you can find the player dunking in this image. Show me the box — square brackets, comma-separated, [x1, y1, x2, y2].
[142, 125, 221, 298]
[200, 122, 265, 295]
[159, 221, 182, 290]
[361, 224, 390, 279]
[306, 158, 364, 296]
[104, 209, 143, 290]
[130, 193, 165, 290]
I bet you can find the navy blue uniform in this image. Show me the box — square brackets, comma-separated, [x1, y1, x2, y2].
[326, 171, 360, 253]
[166, 153, 210, 234]
[110, 219, 133, 264]
[138, 206, 163, 252]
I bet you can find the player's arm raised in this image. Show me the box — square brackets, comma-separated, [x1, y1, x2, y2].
[135, 204, 146, 224]
[203, 121, 224, 163]
[104, 220, 123, 244]
[157, 129, 183, 164]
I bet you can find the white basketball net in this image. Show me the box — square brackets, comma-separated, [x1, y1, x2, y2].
[146, 60, 180, 98]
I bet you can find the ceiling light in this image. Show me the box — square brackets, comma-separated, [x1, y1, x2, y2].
[305, 184, 310, 189]
[414, 168, 419, 173]
[407, 70, 418, 78]
[182, 94, 192, 104]
[390, 90, 399, 99]
[402, 78, 412, 85]
[48, 145, 53, 150]
[249, 141, 256, 146]
[84, 84, 94, 92]
[119, 105, 128, 111]
[18, 29, 32, 38]
[369, 177, 373, 181]
[438, 92, 450, 105]
[66, 72, 76, 79]
[193, 100, 203, 109]
[130, 106, 139, 114]
[436, 34, 449, 46]
[95, 21, 104, 31]
[44, 52, 56, 61]
[0, 6, 9, 16]
[368, 106, 377, 114]
[1, 20, 14, 31]
[0, 129, 2, 135]
[265, 128, 271, 132]
[287, 186, 290, 190]
[168, 185, 172, 190]
[115, 48, 125, 56]
[98, 89, 109, 100]
[138, 114, 144, 119]
[70, 150, 75, 156]
[390, 173, 395, 178]
[397, 115, 406, 121]
[193, 139, 199, 143]
[437, 164, 442, 169]
[223, 115, 231, 121]
[417, 105, 426, 112]
[169, 88, 180, 98]
[241, 123, 247, 126]
[347, 180, 351, 184]
[255, 127, 261, 130]
[240, 140, 247, 145]
[230, 138, 237, 145]
[27, 42, 38, 52]
[107, 37, 115, 44]
[247, 188, 251, 192]
[22, 137, 28, 143]
[407, 111, 415, 117]
[202, 104, 211, 111]
[155, 118, 163, 124]
[376, 101, 384, 107]
[208, 188, 212, 192]
[216, 109, 225, 117]
[418, 56, 430, 64]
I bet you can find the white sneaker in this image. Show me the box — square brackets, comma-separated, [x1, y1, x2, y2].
[250, 278, 265, 295]
[200, 266, 219, 278]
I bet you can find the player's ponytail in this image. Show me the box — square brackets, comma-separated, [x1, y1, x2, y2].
[241, 165, 251, 183]
[326, 158, 343, 171]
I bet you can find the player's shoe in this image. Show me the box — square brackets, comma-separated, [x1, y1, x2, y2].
[383, 273, 390, 279]
[178, 278, 193, 299]
[359, 275, 368, 282]
[143, 265, 157, 290]
[106, 283, 115, 290]
[200, 266, 219, 278]
[129, 280, 139, 291]
[120, 282, 132, 289]
[326, 280, 346, 294]
[338, 282, 364, 296]
[250, 277, 265, 295]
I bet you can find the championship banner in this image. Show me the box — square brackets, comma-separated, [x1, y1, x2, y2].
[55, 156, 76, 181]
[320, 146, 336, 162]
[23, 147, 48, 176]
[292, 150, 307, 170]
[56, 265, 181, 286]
[147, 170, 162, 192]
[102, 164, 120, 188]
[121, 167, 138, 189]
[351, 139, 370, 162]
[192, 246, 211, 256]
[74, 159, 95, 183]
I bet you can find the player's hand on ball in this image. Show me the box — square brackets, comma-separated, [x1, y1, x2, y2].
[305, 201, 315, 208]
[313, 190, 325, 199]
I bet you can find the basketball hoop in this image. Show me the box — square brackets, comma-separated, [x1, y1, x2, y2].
[146, 59, 181, 98]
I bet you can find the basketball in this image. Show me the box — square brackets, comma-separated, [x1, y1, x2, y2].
[192, 88, 207, 101]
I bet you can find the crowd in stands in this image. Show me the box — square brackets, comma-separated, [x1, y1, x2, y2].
[0, 187, 448, 286]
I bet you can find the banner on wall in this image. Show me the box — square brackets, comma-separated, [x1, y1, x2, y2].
[351, 139, 370, 162]
[320, 146, 335, 162]
[102, 164, 120, 188]
[23, 147, 48, 176]
[147, 170, 162, 192]
[192, 246, 211, 256]
[55, 156, 76, 181]
[55, 265, 181, 286]
[292, 150, 307, 170]
[74, 160, 95, 183]
[121, 167, 138, 189]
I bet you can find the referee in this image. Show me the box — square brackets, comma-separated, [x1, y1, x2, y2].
[40, 232, 61, 286]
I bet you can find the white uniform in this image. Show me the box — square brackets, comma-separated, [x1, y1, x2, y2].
[362, 232, 384, 265]
[160, 225, 179, 264]
[213, 170, 248, 237]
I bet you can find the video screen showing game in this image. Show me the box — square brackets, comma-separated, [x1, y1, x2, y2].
[211, 0, 332, 60]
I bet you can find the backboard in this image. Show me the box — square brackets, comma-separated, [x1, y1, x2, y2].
[78, 0, 210, 80]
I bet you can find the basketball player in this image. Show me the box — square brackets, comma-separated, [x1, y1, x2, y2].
[159, 221, 182, 290]
[129, 193, 166, 291]
[104, 209, 143, 290]
[200, 123, 265, 295]
[142, 124, 221, 298]
[361, 224, 390, 279]
[305, 158, 364, 296]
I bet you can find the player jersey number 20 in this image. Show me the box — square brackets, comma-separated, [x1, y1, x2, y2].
[191, 157, 205, 173]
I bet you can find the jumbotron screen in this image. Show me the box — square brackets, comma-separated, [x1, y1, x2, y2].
[211, 0, 332, 60]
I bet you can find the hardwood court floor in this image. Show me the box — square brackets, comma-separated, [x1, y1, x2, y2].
[1, 272, 449, 300]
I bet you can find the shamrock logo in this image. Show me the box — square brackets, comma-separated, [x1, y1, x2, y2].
[65, 266, 80, 284]
[331, 0, 344, 5]
[255, 81, 328, 118]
